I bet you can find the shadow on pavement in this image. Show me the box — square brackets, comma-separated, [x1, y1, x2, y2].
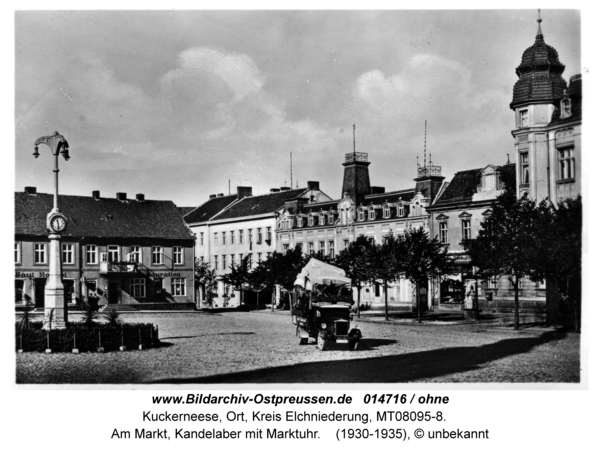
[152, 329, 567, 384]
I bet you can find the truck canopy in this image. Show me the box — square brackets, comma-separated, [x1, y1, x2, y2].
[294, 258, 351, 291]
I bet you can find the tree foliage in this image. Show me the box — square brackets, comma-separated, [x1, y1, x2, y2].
[194, 258, 218, 307]
[335, 235, 375, 317]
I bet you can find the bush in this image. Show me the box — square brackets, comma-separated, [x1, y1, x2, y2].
[15, 321, 159, 353]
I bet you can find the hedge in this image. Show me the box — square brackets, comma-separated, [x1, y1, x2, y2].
[15, 322, 159, 353]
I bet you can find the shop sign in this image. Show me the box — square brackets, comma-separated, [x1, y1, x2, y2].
[154, 272, 181, 278]
[16, 271, 68, 278]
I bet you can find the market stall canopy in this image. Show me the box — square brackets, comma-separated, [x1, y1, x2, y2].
[294, 258, 351, 290]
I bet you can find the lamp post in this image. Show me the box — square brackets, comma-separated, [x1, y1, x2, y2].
[34, 131, 70, 330]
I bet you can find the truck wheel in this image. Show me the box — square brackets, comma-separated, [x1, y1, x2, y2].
[296, 328, 307, 345]
[317, 333, 328, 351]
[348, 339, 358, 350]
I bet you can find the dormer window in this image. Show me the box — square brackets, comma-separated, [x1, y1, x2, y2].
[308, 214, 314, 227]
[368, 207, 376, 221]
[328, 210, 335, 224]
[319, 212, 325, 226]
[560, 98, 572, 119]
[383, 204, 390, 219]
[298, 216, 304, 227]
[358, 208, 365, 222]
[397, 202, 404, 217]
[412, 202, 422, 216]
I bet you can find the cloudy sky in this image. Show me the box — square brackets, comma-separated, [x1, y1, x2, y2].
[14, 9, 581, 208]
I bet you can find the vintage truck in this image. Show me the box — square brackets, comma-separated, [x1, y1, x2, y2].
[291, 258, 362, 351]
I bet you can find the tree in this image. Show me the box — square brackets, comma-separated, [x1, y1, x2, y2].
[397, 227, 451, 323]
[468, 190, 543, 330]
[368, 234, 402, 321]
[335, 235, 374, 318]
[194, 259, 218, 308]
[220, 255, 252, 307]
[531, 196, 582, 331]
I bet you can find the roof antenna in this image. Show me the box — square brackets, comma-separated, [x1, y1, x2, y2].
[353, 124, 356, 156]
[507, 153, 511, 164]
[424, 120, 427, 167]
[290, 151, 293, 189]
[228, 179, 230, 195]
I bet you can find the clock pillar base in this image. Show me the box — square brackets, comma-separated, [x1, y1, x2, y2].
[43, 233, 67, 330]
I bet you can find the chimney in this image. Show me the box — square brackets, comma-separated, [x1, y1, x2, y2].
[217, 193, 224, 197]
[307, 181, 320, 190]
[136, 193, 145, 202]
[24, 186, 37, 195]
[209, 194, 217, 199]
[280, 186, 291, 191]
[237, 186, 253, 200]
[370, 186, 385, 195]
[116, 192, 127, 201]
[92, 190, 100, 200]
[270, 188, 280, 193]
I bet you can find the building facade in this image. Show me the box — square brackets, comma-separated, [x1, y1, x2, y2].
[275, 150, 443, 311]
[15, 188, 196, 309]
[186, 184, 331, 307]
[510, 17, 582, 203]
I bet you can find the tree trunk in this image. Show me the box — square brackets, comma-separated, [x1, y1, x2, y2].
[514, 275, 520, 330]
[356, 285, 361, 319]
[256, 291, 259, 311]
[384, 281, 389, 321]
[417, 281, 421, 323]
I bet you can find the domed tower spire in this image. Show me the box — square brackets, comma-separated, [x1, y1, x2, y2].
[510, 10, 567, 110]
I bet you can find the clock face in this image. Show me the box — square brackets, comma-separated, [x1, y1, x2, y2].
[50, 215, 66, 232]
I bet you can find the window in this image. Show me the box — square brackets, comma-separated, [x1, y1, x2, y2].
[328, 240, 335, 257]
[298, 217, 304, 227]
[34, 243, 47, 264]
[439, 222, 448, 244]
[328, 211, 334, 224]
[283, 244, 289, 252]
[62, 244, 74, 265]
[214, 255, 219, 269]
[308, 242, 314, 254]
[248, 254, 253, 267]
[108, 245, 119, 262]
[343, 239, 349, 249]
[239, 230, 244, 244]
[267, 252, 272, 259]
[358, 208, 365, 222]
[214, 233, 218, 245]
[412, 203, 422, 216]
[367, 237, 375, 244]
[239, 253, 244, 264]
[397, 203, 404, 217]
[266, 227, 272, 242]
[368, 208, 375, 220]
[520, 151, 530, 185]
[15, 280, 24, 303]
[248, 229, 253, 245]
[558, 147, 575, 181]
[173, 246, 183, 265]
[15, 242, 21, 264]
[85, 245, 98, 264]
[130, 278, 146, 298]
[258, 252, 262, 262]
[319, 213, 325, 226]
[200, 232, 204, 246]
[152, 246, 164, 265]
[231, 254, 235, 267]
[171, 278, 186, 296]
[221, 255, 227, 270]
[520, 109, 529, 127]
[222, 232, 226, 245]
[230, 231, 235, 245]
[383, 204, 390, 219]
[319, 241, 325, 253]
[462, 220, 471, 241]
[560, 98, 572, 119]
[129, 246, 142, 263]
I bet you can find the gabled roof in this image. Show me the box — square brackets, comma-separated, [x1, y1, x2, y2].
[15, 192, 194, 240]
[184, 194, 238, 224]
[211, 188, 308, 221]
[432, 164, 515, 207]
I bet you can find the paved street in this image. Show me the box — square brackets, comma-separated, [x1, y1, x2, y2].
[16, 311, 580, 384]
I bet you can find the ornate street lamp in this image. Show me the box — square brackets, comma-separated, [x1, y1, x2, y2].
[34, 131, 70, 329]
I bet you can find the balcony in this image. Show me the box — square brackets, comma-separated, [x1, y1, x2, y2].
[99, 261, 136, 274]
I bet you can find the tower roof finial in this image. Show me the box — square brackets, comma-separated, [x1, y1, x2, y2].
[537, 9, 543, 36]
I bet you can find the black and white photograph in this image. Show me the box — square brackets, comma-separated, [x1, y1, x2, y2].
[6, 4, 593, 448]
